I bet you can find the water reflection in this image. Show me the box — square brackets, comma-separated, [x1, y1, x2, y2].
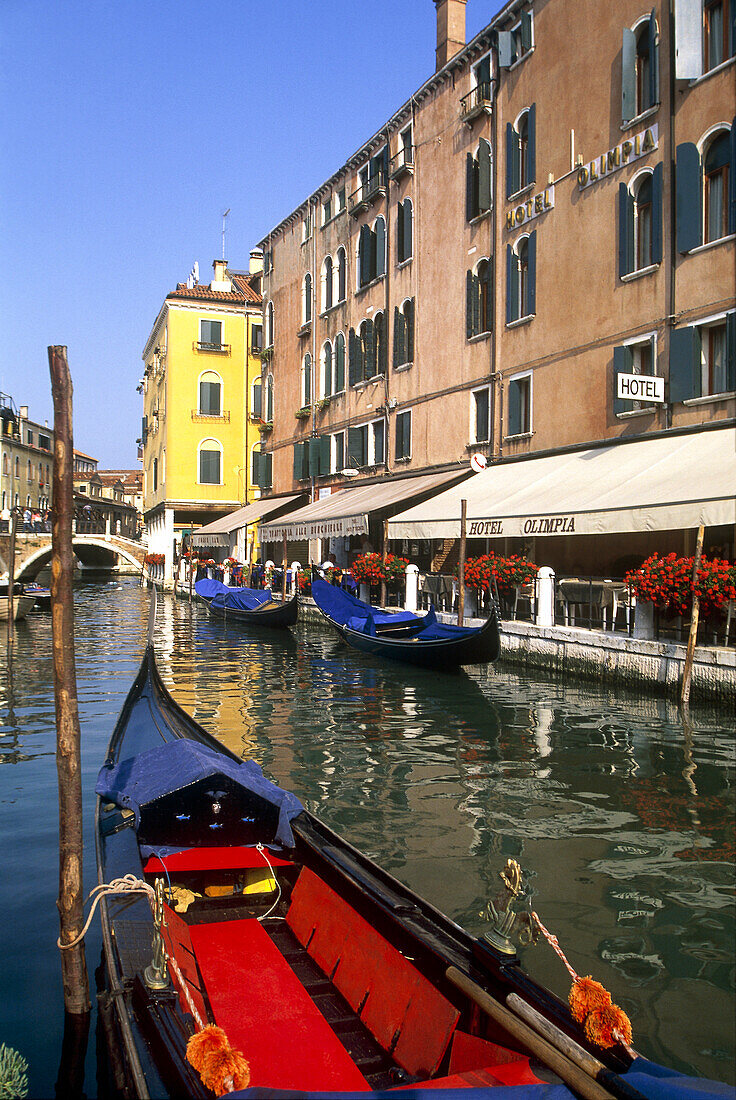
[0, 580, 733, 1097]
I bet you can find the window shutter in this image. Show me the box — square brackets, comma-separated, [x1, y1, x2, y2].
[358, 224, 370, 286]
[309, 438, 322, 477]
[520, 11, 532, 51]
[676, 142, 702, 253]
[483, 257, 494, 332]
[648, 10, 659, 107]
[395, 412, 404, 460]
[472, 273, 481, 335]
[527, 231, 537, 316]
[526, 103, 536, 186]
[252, 383, 262, 419]
[404, 200, 413, 259]
[669, 326, 701, 402]
[348, 328, 359, 386]
[375, 219, 385, 278]
[365, 318, 375, 378]
[323, 346, 332, 397]
[377, 315, 388, 374]
[674, 0, 703, 79]
[466, 153, 475, 221]
[506, 123, 520, 197]
[374, 421, 385, 465]
[253, 450, 263, 488]
[347, 427, 364, 468]
[729, 118, 736, 235]
[613, 344, 634, 415]
[506, 244, 518, 324]
[498, 30, 512, 69]
[338, 250, 347, 300]
[293, 442, 305, 481]
[265, 452, 272, 489]
[266, 378, 273, 422]
[319, 435, 331, 476]
[406, 299, 415, 362]
[393, 306, 401, 366]
[382, 145, 389, 183]
[335, 335, 345, 392]
[397, 201, 405, 261]
[508, 380, 522, 436]
[479, 139, 492, 213]
[466, 270, 475, 337]
[618, 182, 635, 277]
[621, 27, 637, 123]
[651, 162, 663, 264]
[725, 312, 736, 393]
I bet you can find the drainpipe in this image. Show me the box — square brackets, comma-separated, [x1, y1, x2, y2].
[665, 0, 676, 432]
[383, 126, 392, 476]
[490, 72, 500, 459]
[311, 197, 318, 504]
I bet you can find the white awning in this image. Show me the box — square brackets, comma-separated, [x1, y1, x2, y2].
[388, 428, 736, 540]
[190, 495, 302, 547]
[259, 471, 467, 542]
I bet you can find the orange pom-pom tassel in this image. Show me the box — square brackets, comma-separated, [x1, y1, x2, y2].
[584, 1003, 633, 1049]
[568, 976, 612, 1023]
[185, 1025, 229, 1072]
[201, 1046, 251, 1095]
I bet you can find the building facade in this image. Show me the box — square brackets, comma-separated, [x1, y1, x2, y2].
[255, 0, 735, 573]
[0, 396, 54, 523]
[140, 256, 264, 583]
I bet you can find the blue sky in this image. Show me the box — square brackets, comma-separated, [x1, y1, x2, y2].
[0, 1, 503, 467]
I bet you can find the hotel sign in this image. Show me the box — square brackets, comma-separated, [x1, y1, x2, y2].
[577, 124, 658, 189]
[506, 186, 554, 230]
[617, 373, 665, 403]
[469, 515, 577, 537]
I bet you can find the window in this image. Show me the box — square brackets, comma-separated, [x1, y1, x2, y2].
[301, 354, 312, 407]
[466, 258, 493, 337]
[473, 387, 491, 443]
[251, 379, 263, 420]
[506, 233, 536, 323]
[336, 247, 347, 301]
[322, 196, 332, 225]
[302, 273, 312, 325]
[26, 430, 33, 446]
[265, 301, 274, 347]
[705, 0, 731, 70]
[14, 457, 19, 478]
[27, 459, 33, 480]
[357, 217, 386, 288]
[346, 418, 385, 469]
[265, 374, 274, 422]
[321, 256, 333, 312]
[333, 431, 345, 473]
[336, 186, 346, 214]
[2, 453, 7, 475]
[670, 313, 735, 399]
[397, 198, 413, 262]
[199, 372, 222, 416]
[506, 107, 535, 197]
[466, 138, 492, 221]
[676, 126, 734, 252]
[302, 214, 312, 243]
[619, 165, 663, 275]
[395, 410, 411, 460]
[253, 447, 272, 490]
[391, 124, 414, 175]
[321, 341, 333, 397]
[263, 248, 273, 275]
[200, 319, 222, 349]
[498, 13, 533, 67]
[393, 299, 415, 367]
[622, 13, 658, 123]
[334, 332, 346, 393]
[38, 434, 50, 450]
[198, 440, 221, 484]
[152, 457, 158, 492]
[349, 316, 387, 384]
[251, 324, 263, 353]
[613, 336, 657, 414]
[294, 437, 330, 480]
[507, 373, 532, 436]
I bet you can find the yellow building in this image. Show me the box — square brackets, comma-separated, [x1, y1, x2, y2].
[140, 255, 264, 584]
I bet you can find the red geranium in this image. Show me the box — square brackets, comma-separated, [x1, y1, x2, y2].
[624, 553, 736, 619]
[461, 552, 538, 591]
[351, 553, 409, 587]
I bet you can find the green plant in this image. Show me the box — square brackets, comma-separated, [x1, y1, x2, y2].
[0, 1044, 29, 1099]
[624, 553, 736, 618]
[461, 553, 538, 591]
[351, 552, 409, 587]
[295, 407, 311, 420]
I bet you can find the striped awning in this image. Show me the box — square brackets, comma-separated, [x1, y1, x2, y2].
[190, 495, 303, 547]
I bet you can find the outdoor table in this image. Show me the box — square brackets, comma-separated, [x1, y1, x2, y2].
[557, 579, 629, 631]
[420, 574, 455, 610]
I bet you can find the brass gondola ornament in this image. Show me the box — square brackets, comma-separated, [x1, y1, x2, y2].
[480, 858, 538, 955]
[144, 877, 170, 990]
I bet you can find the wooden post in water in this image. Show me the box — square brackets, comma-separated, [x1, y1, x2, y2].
[48, 346, 90, 1015]
[680, 524, 705, 709]
[7, 508, 17, 645]
[457, 499, 467, 626]
[282, 535, 288, 600]
[380, 517, 388, 607]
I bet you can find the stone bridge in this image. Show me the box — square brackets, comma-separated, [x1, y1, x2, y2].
[0, 532, 147, 580]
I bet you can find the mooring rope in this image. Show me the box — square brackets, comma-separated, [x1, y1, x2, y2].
[58, 875, 155, 950]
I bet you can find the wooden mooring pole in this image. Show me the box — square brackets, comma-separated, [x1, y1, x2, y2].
[48, 346, 90, 1015]
[381, 518, 389, 607]
[680, 524, 705, 709]
[457, 499, 467, 626]
[282, 535, 288, 601]
[7, 508, 17, 647]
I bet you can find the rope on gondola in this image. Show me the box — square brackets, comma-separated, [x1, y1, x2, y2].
[58, 875, 156, 950]
[532, 911, 634, 1054]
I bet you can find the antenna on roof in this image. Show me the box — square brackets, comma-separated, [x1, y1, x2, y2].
[222, 208, 231, 260]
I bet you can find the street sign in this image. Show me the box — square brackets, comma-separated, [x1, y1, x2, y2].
[470, 453, 487, 472]
[617, 373, 665, 403]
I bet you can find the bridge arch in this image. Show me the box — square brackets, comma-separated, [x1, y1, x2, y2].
[12, 536, 145, 580]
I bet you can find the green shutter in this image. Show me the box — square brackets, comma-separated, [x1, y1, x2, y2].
[348, 328, 359, 386]
[375, 218, 385, 278]
[729, 118, 736, 235]
[725, 312, 736, 392]
[253, 450, 263, 488]
[293, 442, 308, 480]
[374, 420, 385, 465]
[648, 10, 659, 107]
[358, 224, 370, 286]
[506, 244, 518, 324]
[397, 200, 405, 260]
[613, 344, 634, 414]
[252, 383, 262, 419]
[621, 27, 636, 123]
[466, 152, 475, 220]
[618, 182, 635, 277]
[319, 434, 331, 475]
[406, 299, 415, 362]
[527, 231, 537, 316]
[483, 257, 494, 332]
[335, 334, 345, 392]
[365, 319, 375, 379]
[404, 200, 412, 258]
[393, 305, 401, 365]
[506, 123, 520, 197]
[498, 30, 512, 69]
[347, 426, 364, 468]
[676, 142, 702, 253]
[520, 11, 532, 51]
[479, 139, 492, 213]
[309, 437, 322, 477]
[526, 103, 536, 186]
[265, 452, 272, 489]
[651, 162, 663, 264]
[669, 326, 701, 402]
[466, 270, 475, 337]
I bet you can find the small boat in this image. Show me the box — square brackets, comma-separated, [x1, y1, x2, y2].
[95, 601, 727, 1099]
[311, 577, 501, 669]
[24, 582, 52, 611]
[195, 578, 299, 629]
[0, 582, 36, 622]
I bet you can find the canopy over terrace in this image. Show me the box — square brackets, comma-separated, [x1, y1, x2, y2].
[190, 495, 304, 549]
[258, 470, 468, 543]
[388, 426, 736, 541]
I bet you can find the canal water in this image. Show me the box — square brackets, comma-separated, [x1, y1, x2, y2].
[0, 578, 733, 1098]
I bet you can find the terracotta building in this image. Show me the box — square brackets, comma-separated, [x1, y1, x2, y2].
[255, 0, 735, 574]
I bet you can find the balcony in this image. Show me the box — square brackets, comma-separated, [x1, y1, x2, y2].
[193, 341, 231, 355]
[297, 320, 312, 338]
[191, 410, 231, 422]
[460, 81, 493, 122]
[390, 146, 414, 180]
[348, 168, 387, 218]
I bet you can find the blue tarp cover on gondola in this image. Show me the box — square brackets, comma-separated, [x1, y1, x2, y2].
[312, 577, 422, 629]
[195, 578, 230, 599]
[211, 586, 274, 612]
[228, 1059, 736, 1099]
[96, 739, 304, 848]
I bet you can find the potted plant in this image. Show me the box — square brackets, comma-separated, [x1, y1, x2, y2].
[295, 407, 311, 420]
[625, 553, 736, 639]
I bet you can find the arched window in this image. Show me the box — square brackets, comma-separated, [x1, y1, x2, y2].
[265, 300, 274, 347]
[302, 354, 312, 407]
[198, 439, 222, 485]
[466, 261, 492, 338]
[302, 273, 312, 325]
[152, 457, 158, 492]
[634, 173, 653, 269]
[620, 165, 663, 275]
[704, 130, 730, 243]
[321, 341, 333, 397]
[322, 256, 333, 312]
[635, 19, 655, 114]
[506, 233, 536, 323]
[357, 217, 385, 288]
[506, 107, 535, 197]
[394, 299, 415, 366]
[27, 459, 33, 480]
[265, 373, 274, 422]
[334, 332, 346, 393]
[199, 371, 222, 416]
[374, 311, 387, 376]
[336, 247, 347, 302]
[397, 199, 413, 261]
[466, 140, 492, 221]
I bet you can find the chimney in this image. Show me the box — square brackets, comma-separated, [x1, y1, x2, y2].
[434, 0, 467, 70]
[211, 258, 232, 292]
[249, 249, 264, 275]
[19, 405, 28, 420]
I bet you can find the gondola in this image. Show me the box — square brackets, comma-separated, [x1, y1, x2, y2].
[0, 581, 36, 621]
[24, 582, 52, 610]
[94, 600, 727, 1100]
[195, 578, 299, 629]
[311, 576, 501, 670]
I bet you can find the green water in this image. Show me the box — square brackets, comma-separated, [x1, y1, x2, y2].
[0, 579, 733, 1097]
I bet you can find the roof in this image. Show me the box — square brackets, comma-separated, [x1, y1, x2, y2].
[388, 426, 736, 540]
[167, 269, 262, 307]
[230, 271, 263, 305]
